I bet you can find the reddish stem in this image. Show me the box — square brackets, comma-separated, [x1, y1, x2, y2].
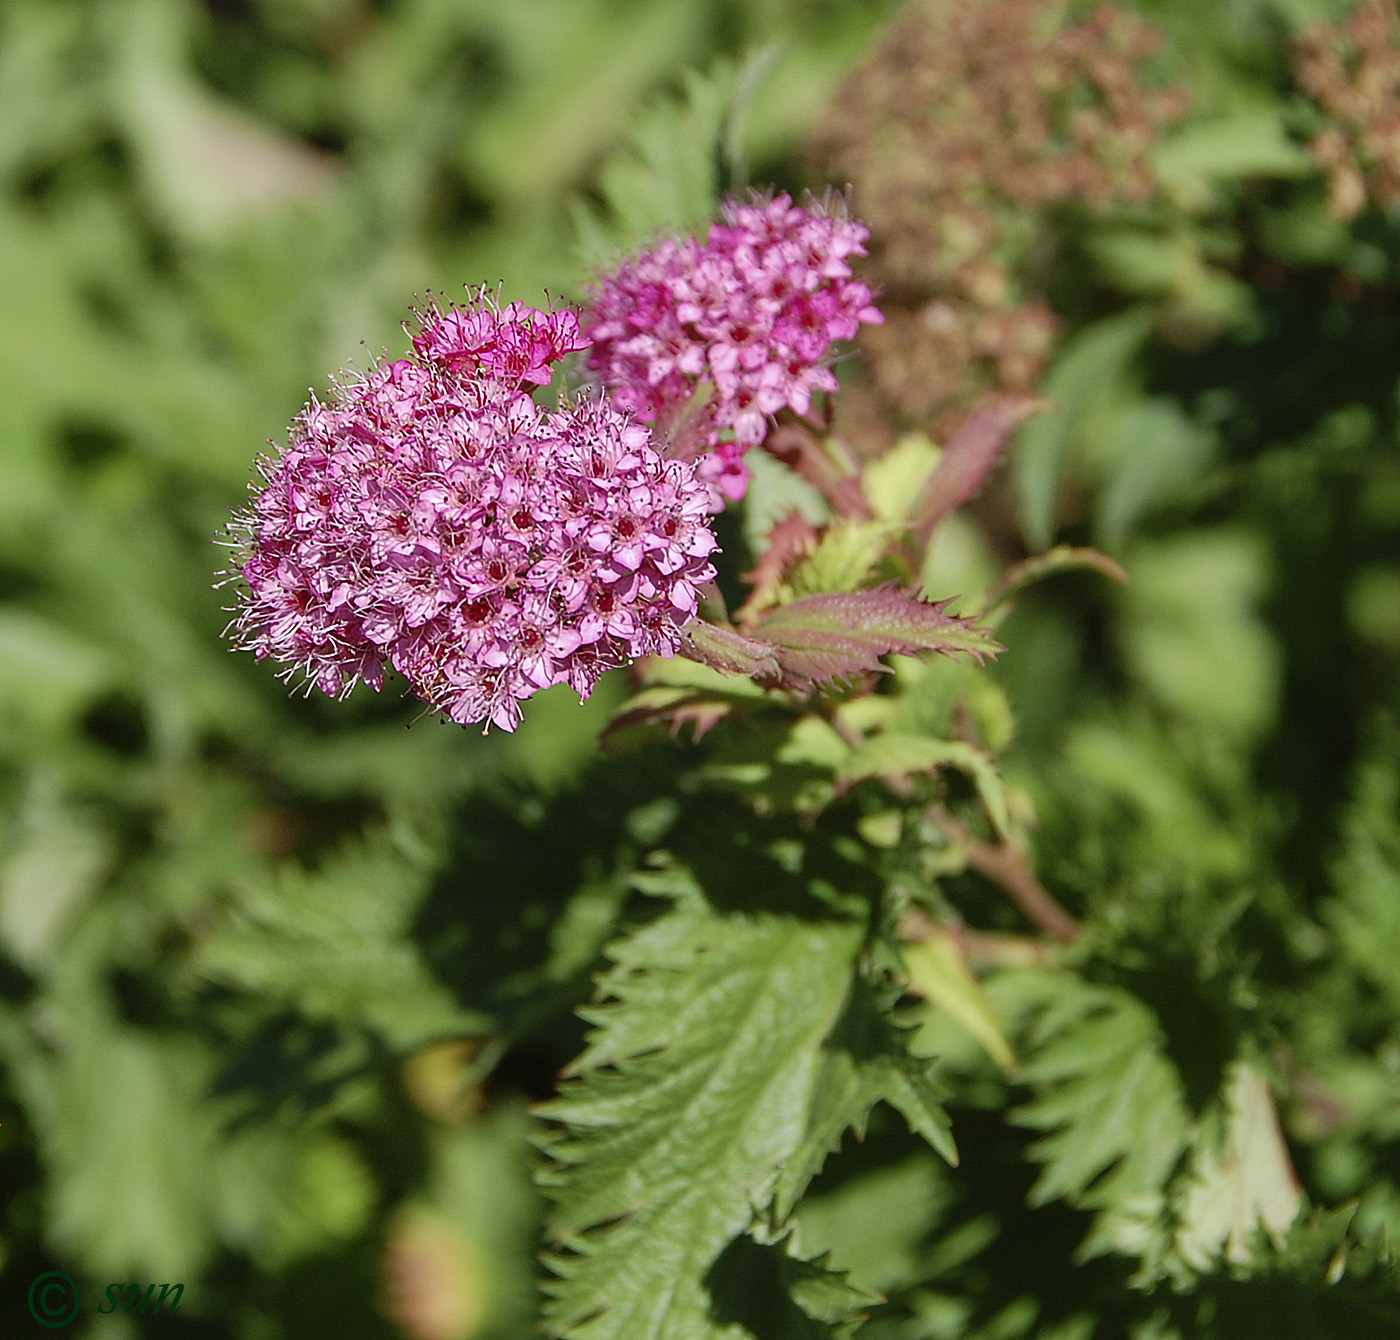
[764, 420, 872, 521]
[932, 808, 1080, 945]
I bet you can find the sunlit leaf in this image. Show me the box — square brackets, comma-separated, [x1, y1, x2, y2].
[773, 977, 957, 1221]
[863, 433, 941, 523]
[757, 587, 1002, 695]
[787, 519, 903, 598]
[837, 734, 1011, 838]
[902, 930, 1019, 1077]
[1173, 1061, 1302, 1273]
[538, 910, 864, 1339]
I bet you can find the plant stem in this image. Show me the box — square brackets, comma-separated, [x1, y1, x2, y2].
[899, 907, 1055, 966]
[932, 808, 1080, 944]
[764, 420, 872, 520]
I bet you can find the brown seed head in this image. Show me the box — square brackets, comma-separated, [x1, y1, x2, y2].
[813, 0, 1187, 435]
[1296, 0, 1400, 219]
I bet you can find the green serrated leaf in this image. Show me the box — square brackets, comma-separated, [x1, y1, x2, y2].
[1012, 974, 1191, 1262]
[1259, 1203, 1399, 1290]
[570, 58, 734, 273]
[193, 831, 474, 1050]
[705, 1232, 881, 1339]
[539, 910, 864, 1340]
[794, 1153, 947, 1297]
[774, 977, 956, 1221]
[837, 735, 1011, 839]
[1172, 1061, 1301, 1275]
[466, 1, 707, 210]
[1149, 1204, 1400, 1337]
[788, 518, 902, 597]
[743, 447, 831, 561]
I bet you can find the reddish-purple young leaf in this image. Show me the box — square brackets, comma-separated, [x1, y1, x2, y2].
[756, 585, 1002, 693]
[911, 396, 1050, 547]
[737, 509, 820, 626]
[601, 688, 736, 749]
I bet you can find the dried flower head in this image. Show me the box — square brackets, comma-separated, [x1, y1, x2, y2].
[224, 289, 718, 732]
[584, 192, 884, 500]
[1295, 0, 1400, 220]
[812, 0, 1187, 436]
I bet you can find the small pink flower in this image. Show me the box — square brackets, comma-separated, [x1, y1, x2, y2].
[411, 298, 588, 386]
[225, 288, 717, 732]
[585, 191, 883, 500]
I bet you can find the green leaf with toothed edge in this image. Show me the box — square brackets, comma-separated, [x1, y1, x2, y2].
[1011, 973, 1191, 1263]
[1172, 1060, 1301, 1276]
[786, 518, 901, 598]
[569, 60, 737, 273]
[192, 831, 475, 1051]
[863, 434, 941, 524]
[836, 734, 1012, 839]
[773, 975, 957, 1224]
[537, 909, 865, 1340]
[704, 1231, 882, 1339]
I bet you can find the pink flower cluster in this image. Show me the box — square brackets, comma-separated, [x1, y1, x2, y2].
[584, 193, 884, 501]
[226, 292, 719, 732]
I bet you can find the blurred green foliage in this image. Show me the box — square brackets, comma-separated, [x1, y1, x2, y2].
[0, 0, 1397, 1337]
[0, 0, 900, 1331]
